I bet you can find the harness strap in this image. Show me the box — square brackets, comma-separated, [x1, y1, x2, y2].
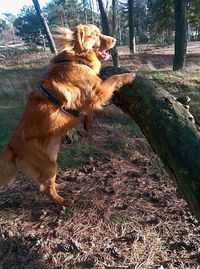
[36, 84, 80, 119]
[36, 59, 92, 119]
[54, 59, 91, 69]
[37, 84, 61, 108]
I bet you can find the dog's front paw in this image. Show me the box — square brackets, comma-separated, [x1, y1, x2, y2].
[122, 73, 136, 85]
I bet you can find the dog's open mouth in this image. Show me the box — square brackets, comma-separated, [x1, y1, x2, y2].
[97, 49, 111, 61]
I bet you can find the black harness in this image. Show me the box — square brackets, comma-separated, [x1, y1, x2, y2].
[36, 59, 91, 119]
[53, 59, 91, 69]
[36, 84, 80, 119]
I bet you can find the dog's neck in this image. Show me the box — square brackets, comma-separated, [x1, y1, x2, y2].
[52, 50, 101, 74]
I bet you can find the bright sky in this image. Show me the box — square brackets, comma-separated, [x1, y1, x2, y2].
[0, 0, 50, 17]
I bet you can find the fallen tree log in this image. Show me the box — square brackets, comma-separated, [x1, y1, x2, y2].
[100, 67, 200, 222]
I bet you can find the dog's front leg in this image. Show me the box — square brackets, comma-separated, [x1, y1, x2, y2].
[83, 112, 94, 131]
[93, 73, 135, 108]
[80, 106, 94, 131]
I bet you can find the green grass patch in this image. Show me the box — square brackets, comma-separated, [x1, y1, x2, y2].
[84, 144, 105, 157]
[0, 104, 23, 151]
[110, 213, 130, 224]
[58, 144, 104, 169]
[58, 148, 83, 169]
[112, 137, 126, 151]
[144, 70, 200, 118]
[99, 107, 142, 137]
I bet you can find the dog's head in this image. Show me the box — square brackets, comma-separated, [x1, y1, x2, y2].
[73, 24, 116, 61]
[53, 24, 116, 61]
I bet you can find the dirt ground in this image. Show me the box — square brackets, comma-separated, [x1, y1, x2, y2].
[0, 43, 200, 269]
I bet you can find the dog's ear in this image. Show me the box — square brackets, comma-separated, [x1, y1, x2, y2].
[74, 26, 85, 53]
[52, 27, 74, 52]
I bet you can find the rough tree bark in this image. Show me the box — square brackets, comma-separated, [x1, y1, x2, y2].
[89, 0, 94, 24]
[100, 67, 200, 222]
[82, 0, 88, 24]
[112, 0, 120, 67]
[128, 0, 136, 54]
[173, 0, 188, 71]
[32, 0, 57, 54]
[97, 0, 110, 35]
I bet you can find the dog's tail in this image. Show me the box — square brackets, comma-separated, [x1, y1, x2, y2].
[0, 145, 17, 189]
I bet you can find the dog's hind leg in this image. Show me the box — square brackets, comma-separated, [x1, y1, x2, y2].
[17, 147, 72, 206]
[44, 175, 72, 206]
[0, 145, 17, 189]
[39, 161, 72, 205]
[55, 182, 66, 190]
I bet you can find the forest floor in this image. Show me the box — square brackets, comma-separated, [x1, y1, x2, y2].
[0, 42, 200, 269]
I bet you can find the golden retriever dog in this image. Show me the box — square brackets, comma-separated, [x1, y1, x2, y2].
[0, 24, 135, 206]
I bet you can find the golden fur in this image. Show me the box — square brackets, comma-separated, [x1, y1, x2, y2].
[0, 24, 135, 206]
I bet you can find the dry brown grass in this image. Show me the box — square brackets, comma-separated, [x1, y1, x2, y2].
[0, 108, 200, 269]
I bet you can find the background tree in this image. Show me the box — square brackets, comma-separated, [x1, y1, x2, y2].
[0, 15, 17, 45]
[128, 0, 136, 53]
[147, 0, 200, 44]
[89, 0, 95, 24]
[32, 0, 57, 54]
[188, 0, 200, 40]
[134, 0, 148, 43]
[112, 0, 119, 67]
[97, 0, 110, 35]
[45, 0, 98, 28]
[44, 0, 69, 27]
[14, 6, 42, 44]
[97, 0, 119, 67]
[147, 0, 174, 45]
[117, 2, 129, 45]
[173, 0, 188, 71]
[82, 0, 88, 23]
[2, 13, 16, 42]
[0, 19, 6, 31]
[10, 0, 200, 56]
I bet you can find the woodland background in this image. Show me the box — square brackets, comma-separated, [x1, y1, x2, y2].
[0, 1, 200, 269]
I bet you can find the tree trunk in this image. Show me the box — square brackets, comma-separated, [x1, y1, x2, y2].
[60, 3, 68, 28]
[82, 0, 88, 24]
[89, 0, 94, 24]
[112, 0, 120, 67]
[100, 67, 200, 222]
[32, 0, 57, 54]
[97, 0, 110, 35]
[118, 16, 122, 45]
[173, 0, 188, 71]
[128, 0, 136, 54]
[97, 0, 120, 67]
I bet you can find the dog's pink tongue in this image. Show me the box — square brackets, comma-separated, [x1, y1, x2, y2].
[99, 50, 108, 60]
